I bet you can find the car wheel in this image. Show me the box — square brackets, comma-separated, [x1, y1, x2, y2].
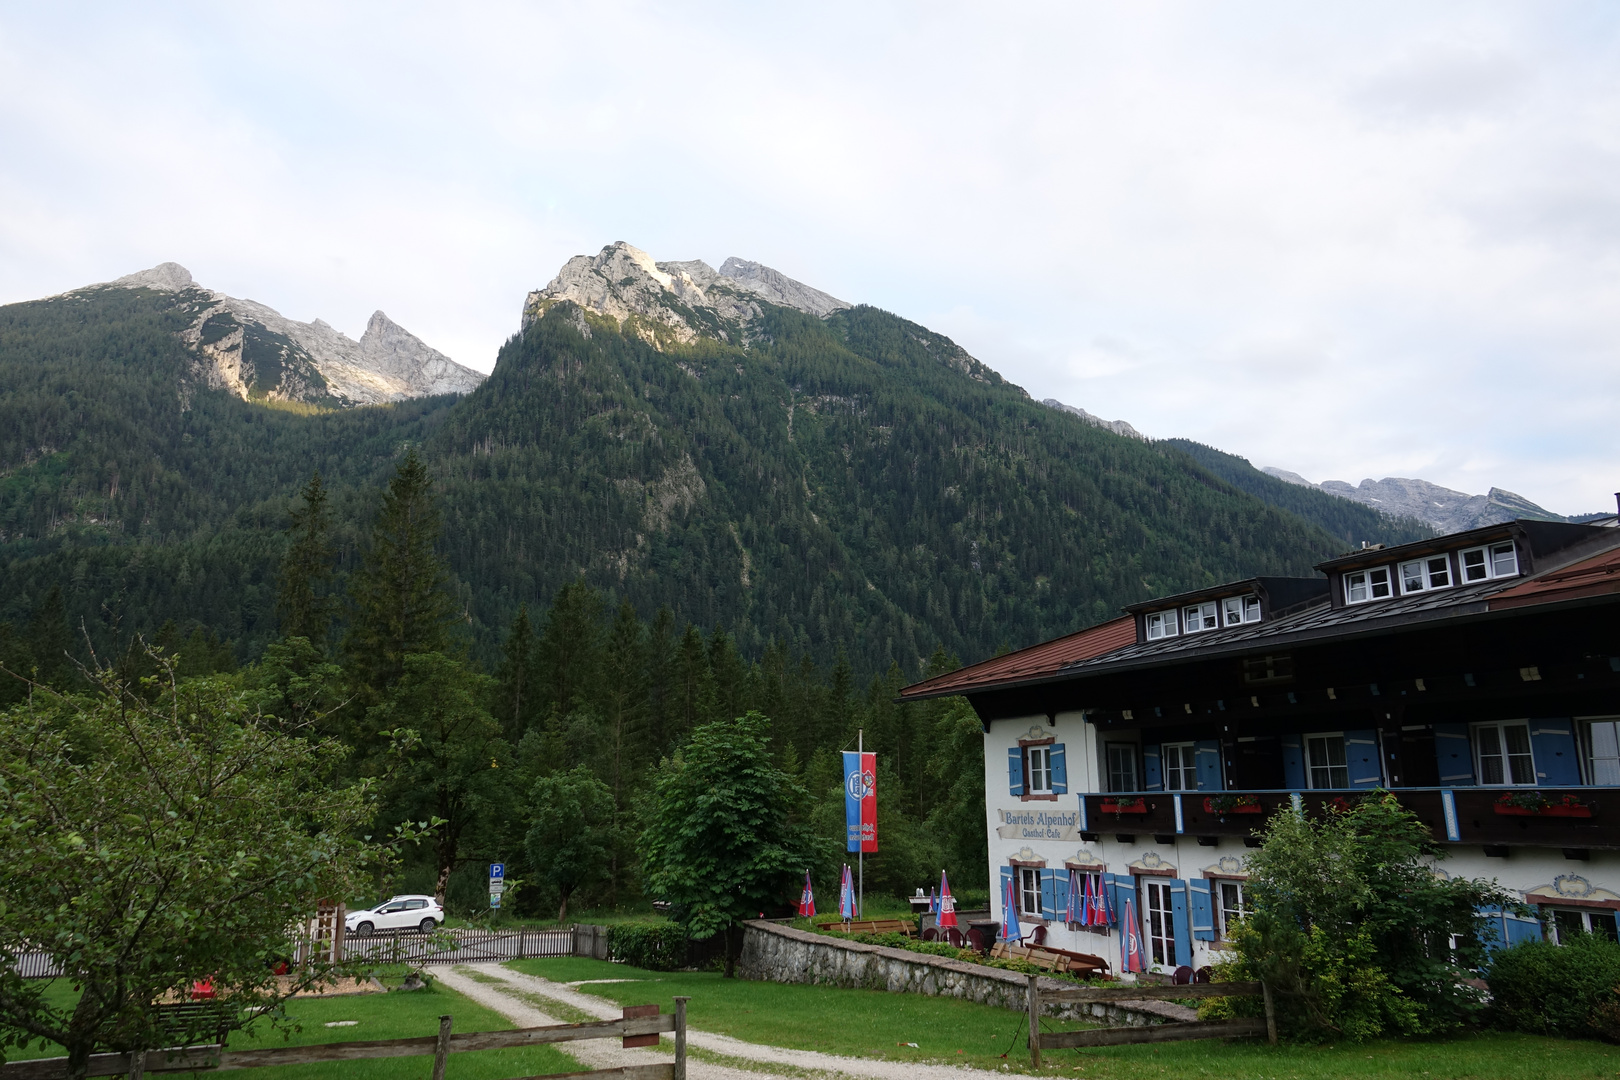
[419, 917, 437, 933]
[355, 921, 374, 937]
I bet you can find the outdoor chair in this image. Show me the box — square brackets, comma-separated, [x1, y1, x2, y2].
[1172, 965, 1193, 985]
[1193, 966, 1212, 984]
[922, 928, 938, 942]
[945, 927, 964, 948]
[1029, 925, 1047, 946]
[966, 928, 986, 951]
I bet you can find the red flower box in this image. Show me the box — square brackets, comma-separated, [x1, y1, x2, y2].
[1203, 797, 1263, 814]
[1099, 799, 1150, 814]
[1492, 803, 1593, 818]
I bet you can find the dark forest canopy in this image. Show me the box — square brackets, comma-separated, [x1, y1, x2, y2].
[0, 284, 1412, 681]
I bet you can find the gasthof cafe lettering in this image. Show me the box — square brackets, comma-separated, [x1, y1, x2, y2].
[902, 515, 1620, 976]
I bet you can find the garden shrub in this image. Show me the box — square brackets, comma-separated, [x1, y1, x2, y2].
[1222, 792, 1521, 1042]
[605, 922, 690, 971]
[1488, 932, 1620, 1041]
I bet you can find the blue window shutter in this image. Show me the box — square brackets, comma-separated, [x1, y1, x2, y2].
[1112, 875, 1136, 931]
[1143, 745, 1163, 790]
[1170, 880, 1191, 965]
[1434, 724, 1475, 784]
[1053, 869, 1070, 922]
[1344, 729, 1382, 788]
[1188, 879, 1216, 940]
[1529, 721, 1581, 786]
[1195, 740, 1223, 791]
[1041, 869, 1057, 920]
[1008, 747, 1024, 796]
[1505, 910, 1543, 945]
[1050, 743, 1068, 794]
[1281, 736, 1306, 789]
[999, 865, 1016, 920]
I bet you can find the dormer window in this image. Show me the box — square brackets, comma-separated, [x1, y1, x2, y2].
[1344, 566, 1392, 605]
[1460, 542, 1519, 583]
[1146, 610, 1179, 640]
[1183, 601, 1219, 633]
[1400, 556, 1452, 594]
[1222, 595, 1262, 626]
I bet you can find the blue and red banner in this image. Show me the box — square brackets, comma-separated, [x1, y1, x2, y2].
[843, 751, 877, 853]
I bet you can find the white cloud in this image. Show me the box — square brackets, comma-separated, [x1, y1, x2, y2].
[0, 1, 1617, 514]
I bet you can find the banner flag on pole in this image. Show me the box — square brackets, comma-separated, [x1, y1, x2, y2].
[1000, 877, 1022, 942]
[1065, 869, 1081, 926]
[798, 870, 816, 918]
[1122, 897, 1144, 972]
[839, 864, 856, 920]
[842, 751, 877, 853]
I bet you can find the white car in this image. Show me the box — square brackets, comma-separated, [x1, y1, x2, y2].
[346, 895, 443, 936]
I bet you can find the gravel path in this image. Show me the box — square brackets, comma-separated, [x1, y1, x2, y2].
[434, 963, 1000, 1080]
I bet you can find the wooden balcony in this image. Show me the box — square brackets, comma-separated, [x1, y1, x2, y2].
[1080, 787, 1617, 850]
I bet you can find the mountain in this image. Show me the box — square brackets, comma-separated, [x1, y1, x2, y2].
[0, 243, 1415, 673]
[1259, 469, 1571, 533]
[521, 242, 850, 349]
[1164, 441, 1432, 548]
[90, 262, 483, 406]
[1041, 398, 1147, 441]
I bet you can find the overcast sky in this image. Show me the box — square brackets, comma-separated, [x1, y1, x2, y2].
[3, 2, 1618, 514]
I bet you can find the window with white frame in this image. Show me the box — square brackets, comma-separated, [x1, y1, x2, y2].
[1216, 879, 1249, 939]
[1183, 601, 1219, 633]
[1162, 742, 1196, 790]
[1475, 721, 1535, 785]
[1146, 610, 1179, 640]
[1306, 733, 1349, 789]
[1018, 866, 1043, 918]
[1027, 745, 1053, 794]
[1460, 541, 1519, 583]
[1584, 719, 1620, 785]
[1548, 907, 1618, 944]
[1106, 742, 1139, 793]
[1222, 595, 1262, 626]
[1343, 566, 1393, 604]
[1400, 555, 1452, 594]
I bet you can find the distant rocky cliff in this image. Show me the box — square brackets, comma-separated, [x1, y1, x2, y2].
[1040, 398, 1147, 441]
[97, 263, 483, 406]
[1260, 469, 1569, 533]
[522, 241, 849, 349]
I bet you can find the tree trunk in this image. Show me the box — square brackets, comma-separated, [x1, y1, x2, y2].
[722, 923, 737, 979]
[434, 861, 452, 908]
[557, 885, 571, 923]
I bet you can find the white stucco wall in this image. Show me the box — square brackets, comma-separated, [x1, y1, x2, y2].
[983, 712, 1620, 976]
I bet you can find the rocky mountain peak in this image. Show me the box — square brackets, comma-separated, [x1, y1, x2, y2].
[1040, 398, 1147, 441]
[1260, 468, 1570, 532]
[90, 263, 483, 406]
[522, 241, 850, 349]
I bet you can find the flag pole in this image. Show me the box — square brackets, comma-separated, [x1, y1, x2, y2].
[857, 727, 864, 920]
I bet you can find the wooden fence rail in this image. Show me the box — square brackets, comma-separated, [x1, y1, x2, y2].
[1, 1000, 689, 1080]
[1027, 975, 1275, 1066]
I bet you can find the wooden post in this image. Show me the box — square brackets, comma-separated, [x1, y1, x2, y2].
[673, 996, 689, 1080]
[430, 1014, 453, 1080]
[127, 1049, 146, 1080]
[1262, 981, 1277, 1046]
[1027, 973, 1042, 1068]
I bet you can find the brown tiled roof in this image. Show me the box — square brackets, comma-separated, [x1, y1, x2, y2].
[1488, 545, 1620, 610]
[898, 615, 1137, 700]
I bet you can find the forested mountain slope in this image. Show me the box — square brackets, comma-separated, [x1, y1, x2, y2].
[1, 269, 1401, 675]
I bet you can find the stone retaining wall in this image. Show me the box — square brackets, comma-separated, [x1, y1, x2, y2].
[736, 921, 1194, 1026]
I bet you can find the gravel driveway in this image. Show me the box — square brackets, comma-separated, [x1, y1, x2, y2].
[434, 962, 1002, 1080]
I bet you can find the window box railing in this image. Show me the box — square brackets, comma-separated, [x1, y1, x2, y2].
[1099, 796, 1150, 814]
[1203, 794, 1263, 815]
[1492, 792, 1595, 818]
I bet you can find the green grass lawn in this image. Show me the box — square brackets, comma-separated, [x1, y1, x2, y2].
[506, 957, 1620, 1078]
[3, 975, 581, 1080]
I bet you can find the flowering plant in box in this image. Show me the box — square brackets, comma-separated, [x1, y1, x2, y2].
[1205, 794, 1261, 814]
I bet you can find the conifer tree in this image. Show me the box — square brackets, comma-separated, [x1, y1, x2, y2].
[277, 472, 336, 648]
[344, 449, 456, 701]
[494, 604, 537, 739]
[27, 585, 74, 689]
[537, 580, 603, 717]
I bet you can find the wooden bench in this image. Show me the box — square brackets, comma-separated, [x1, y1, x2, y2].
[988, 940, 1112, 977]
[148, 1001, 236, 1049]
[827, 918, 915, 936]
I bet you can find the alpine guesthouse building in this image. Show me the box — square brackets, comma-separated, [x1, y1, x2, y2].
[901, 517, 1620, 976]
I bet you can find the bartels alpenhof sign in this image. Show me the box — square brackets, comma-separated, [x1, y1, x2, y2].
[996, 807, 1083, 842]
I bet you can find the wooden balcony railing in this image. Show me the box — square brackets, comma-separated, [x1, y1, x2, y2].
[1078, 787, 1616, 849]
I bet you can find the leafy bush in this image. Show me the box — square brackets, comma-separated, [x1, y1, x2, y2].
[605, 922, 691, 971]
[1488, 933, 1620, 1040]
[1222, 792, 1521, 1041]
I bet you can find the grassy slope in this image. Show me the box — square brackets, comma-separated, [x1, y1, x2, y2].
[2, 978, 580, 1080]
[507, 957, 1620, 1079]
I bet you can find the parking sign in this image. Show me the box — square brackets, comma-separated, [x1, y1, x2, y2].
[490, 863, 505, 880]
